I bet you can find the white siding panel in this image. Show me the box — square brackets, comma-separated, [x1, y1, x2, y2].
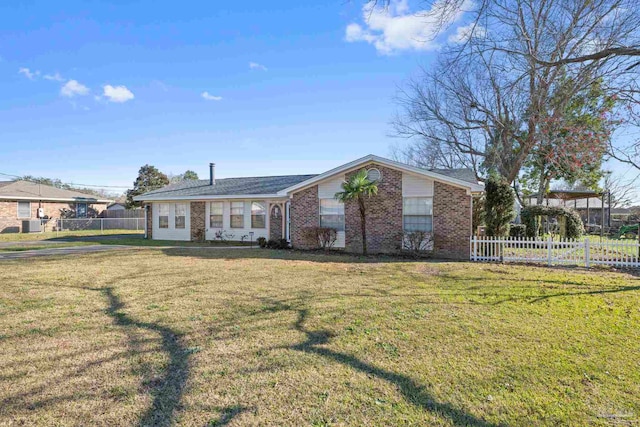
[334, 231, 345, 248]
[402, 173, 434, 197]
[152, 202, 191, 241]
[318, 175, 345, 199]
[205, 200, 270, 241]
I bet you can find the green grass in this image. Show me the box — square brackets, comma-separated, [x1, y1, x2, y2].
[0, 229, 141, 242]
[0, 250, 638, 426]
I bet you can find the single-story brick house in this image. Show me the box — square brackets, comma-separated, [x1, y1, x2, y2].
[134, 155, 483, 258]
[0, 180, 112, 233]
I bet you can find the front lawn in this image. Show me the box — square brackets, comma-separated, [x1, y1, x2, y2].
[0, 250, 638, 426]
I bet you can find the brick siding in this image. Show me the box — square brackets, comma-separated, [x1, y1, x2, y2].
[145, 204, 153, 239]
[433, 181, 472, 259]
[190, 201, 206, 241]
[269, 203, 283, 240]
[344, 164, 403, 254]
[290, 186, 319, 249]
[0, 200, 106, 233]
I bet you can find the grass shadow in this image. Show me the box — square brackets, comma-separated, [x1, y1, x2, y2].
[99, 287, 190, 427]
[258, 298, 501, 427]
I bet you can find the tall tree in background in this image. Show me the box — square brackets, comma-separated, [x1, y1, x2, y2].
[520, 78, 617, 203]
[126, 165, 169, 208]
[392, 0, 640, 184]
[169, 170, 199, 183]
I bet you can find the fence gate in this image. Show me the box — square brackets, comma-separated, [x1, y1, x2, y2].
[470, 236, 640, 268]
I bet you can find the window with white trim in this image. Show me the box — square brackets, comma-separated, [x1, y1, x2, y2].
[320, 199, 344, 231]
[251, 201, 266, 228]
[158, 203, 170, 229]
[175, 203, 187, 229]
[209, 202, 223, 228]
[403, 197, 433, 232]
[230, 201, 244, 228]
[17, 201, 31, 218]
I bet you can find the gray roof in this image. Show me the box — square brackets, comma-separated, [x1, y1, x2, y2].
[137, 175, 318, 200]
[0, 180, 112, 202]
[429, 168, 478, 184]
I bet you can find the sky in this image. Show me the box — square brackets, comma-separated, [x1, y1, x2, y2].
[0, 0, 638, 200]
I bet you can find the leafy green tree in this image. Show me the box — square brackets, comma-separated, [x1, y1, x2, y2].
[170, 170, 199, 183]
[485, 175, 516, 237]
[334, 169, 378, 255]
[126, 165, 169, 208]
[520, 78, 616, 203]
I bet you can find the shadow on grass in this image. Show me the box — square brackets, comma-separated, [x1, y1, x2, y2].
[99, 287, 190, 427]
[260, 298, 501, 427]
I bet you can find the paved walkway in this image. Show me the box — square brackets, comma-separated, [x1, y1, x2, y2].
[0, 244, 255, 260]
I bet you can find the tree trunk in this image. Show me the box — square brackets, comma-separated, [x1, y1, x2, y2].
[358, 196, 367, 255]
[536, 173, 549, 205]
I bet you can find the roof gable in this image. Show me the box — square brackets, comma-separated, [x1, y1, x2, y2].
[279, 155, 484, 195]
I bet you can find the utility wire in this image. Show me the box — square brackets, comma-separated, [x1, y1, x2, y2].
[0, 171, 131, 189]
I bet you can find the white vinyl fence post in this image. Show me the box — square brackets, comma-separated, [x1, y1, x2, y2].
[547, 235, 553, 266]
[585, 237, 590, 268]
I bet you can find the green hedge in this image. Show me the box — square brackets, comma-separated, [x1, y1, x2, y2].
[521, 205, 584, 239]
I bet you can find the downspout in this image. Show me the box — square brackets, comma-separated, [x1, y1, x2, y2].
[144, 204, 148, 239]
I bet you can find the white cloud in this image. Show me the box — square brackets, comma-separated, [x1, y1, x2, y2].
[103, 85, 134, 103]
[249, 62, 268, 71]
[60, 80, 90, 97]
[44, 72, 65, 82]
[345, 0, 470, 54]
[447, 22, 486, 44]
[18, 67, 40, 80]
[201, 91, 223, 101]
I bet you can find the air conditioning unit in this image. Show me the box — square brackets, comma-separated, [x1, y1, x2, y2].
[22, 220, 42, 233]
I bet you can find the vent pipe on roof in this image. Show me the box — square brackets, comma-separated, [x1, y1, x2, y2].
[209, 163, 215, 186]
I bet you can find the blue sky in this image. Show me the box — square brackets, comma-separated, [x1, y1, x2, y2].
[0, 0, 637, 200]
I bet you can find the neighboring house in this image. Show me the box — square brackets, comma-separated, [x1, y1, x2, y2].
[106, 202, 127, 211]
[134, 155, 483, 259]
[0, 180, 112, 233]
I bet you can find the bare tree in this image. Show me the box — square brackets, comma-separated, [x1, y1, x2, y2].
[604, 172, 637, 208]
[391, 0, 640, 183]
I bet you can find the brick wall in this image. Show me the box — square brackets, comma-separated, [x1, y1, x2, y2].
[344, 164, 403, 254]
[0, 200, 106, 233]
[190, 201, 206, 241]
[433, 181, 472, 259]
[290, 186, 319, 249]
[145, 204, 153, 239]
[269, 203, 283, 240]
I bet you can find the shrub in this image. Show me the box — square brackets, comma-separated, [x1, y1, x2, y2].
[402, 231, 433, 256]
[266, 239, 290, 249]
[509, 224, 526, 238]
[485, 175, 516, 237]
[256, 237, 267, 248]
[521, 205, 584, 239]
[214, 230, 234, 241]
[302, 227, 338, 249]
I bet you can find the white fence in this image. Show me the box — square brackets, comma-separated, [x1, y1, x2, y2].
[470, 236, 640, 268]
[42, 218, 145, 233]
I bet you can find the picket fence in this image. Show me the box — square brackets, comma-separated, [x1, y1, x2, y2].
[470, 236, 640, 268]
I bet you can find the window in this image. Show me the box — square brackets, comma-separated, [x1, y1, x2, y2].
[230, 201, 244, 228]
[251, 201, 266, 228]
[76, 203, 87, 218]
[158, 203, 170, 229]
[403, 197, 433, 232]
[17, 201, 31, 218]
[175, 203, 187, 229]
[366, 168, 381, 182]
[320, 199, 344, 231]
[209, 202, 223, 228]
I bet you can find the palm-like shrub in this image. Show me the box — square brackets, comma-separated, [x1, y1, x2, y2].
[335, 169, 379, 255]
